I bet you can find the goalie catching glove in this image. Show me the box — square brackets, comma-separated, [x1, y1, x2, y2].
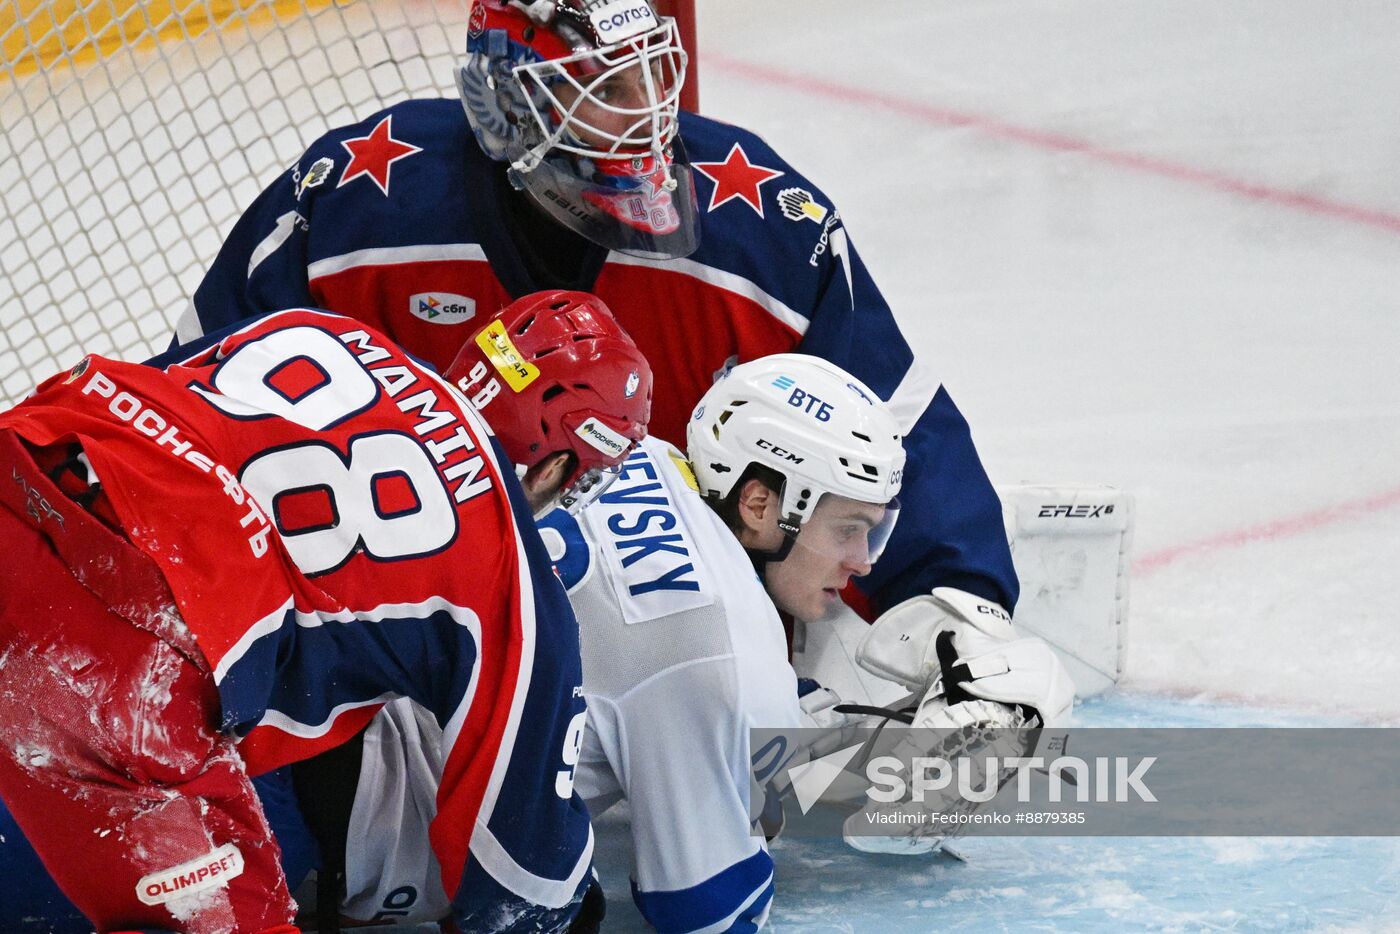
[840, 696, 1032, 856]
[839, 589, 1075, 854]
[857, 587, 1074, 728]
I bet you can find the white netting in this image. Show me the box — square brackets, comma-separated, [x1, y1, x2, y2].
[0, 0, 472, 404]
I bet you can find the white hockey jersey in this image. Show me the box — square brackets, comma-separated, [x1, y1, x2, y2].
[333, 437, 801, 930]
[540, 435, 802, 933]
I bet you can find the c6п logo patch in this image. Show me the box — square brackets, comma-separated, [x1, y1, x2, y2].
[410, 292, 477, 325]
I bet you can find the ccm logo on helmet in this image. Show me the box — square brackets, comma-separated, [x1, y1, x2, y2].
[756, 438, 804, 464]
[589, 2, 658, 40]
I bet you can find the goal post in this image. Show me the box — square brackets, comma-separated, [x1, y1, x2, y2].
[655, 0, 697, 111]
[0, 0, 697, 405]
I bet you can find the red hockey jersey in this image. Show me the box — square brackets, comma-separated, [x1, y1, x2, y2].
[0, 310, 593, 928]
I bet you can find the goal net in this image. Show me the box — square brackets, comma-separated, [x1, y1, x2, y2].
[2, 0, 582, 405]
[1, 1, 696, 406]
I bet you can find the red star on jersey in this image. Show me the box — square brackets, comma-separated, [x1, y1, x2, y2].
[337, 115, 423, 196]
[691, 143, 785, 217]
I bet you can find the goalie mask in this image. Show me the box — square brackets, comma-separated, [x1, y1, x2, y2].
[459, 0, 699, 259]
[446, 290, 652, 514]
[687, 354, 906, 567]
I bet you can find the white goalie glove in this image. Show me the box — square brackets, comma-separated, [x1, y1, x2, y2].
[841, 696, 1032, 855]
[857, 587, 1075, 728]
[839, 589, 1076, 854]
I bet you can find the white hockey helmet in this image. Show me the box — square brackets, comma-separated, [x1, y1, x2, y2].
[458, 0, 698, 259]
[687, 354, 906, 562]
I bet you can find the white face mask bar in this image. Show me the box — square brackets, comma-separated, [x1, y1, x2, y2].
[511, 19, 686, 180]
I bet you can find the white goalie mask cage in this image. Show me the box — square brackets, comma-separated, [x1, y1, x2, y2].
[687, 354, 907, 564]
[458, 0, 699, 258]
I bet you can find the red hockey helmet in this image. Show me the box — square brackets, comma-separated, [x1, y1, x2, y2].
[446, 290, 652, 513]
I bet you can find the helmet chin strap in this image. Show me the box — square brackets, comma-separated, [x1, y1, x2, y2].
[744, 514, 801, 579]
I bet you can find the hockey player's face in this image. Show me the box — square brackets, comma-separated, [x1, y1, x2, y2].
[553, 59, 671, 151]
[765, 495, 888, 621]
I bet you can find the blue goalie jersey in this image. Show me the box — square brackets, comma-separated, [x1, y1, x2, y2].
[183, 98, 1019, 615]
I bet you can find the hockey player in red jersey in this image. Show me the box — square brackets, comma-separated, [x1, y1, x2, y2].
[0, 291, 650, 933]
[184, 0, 1023, 648]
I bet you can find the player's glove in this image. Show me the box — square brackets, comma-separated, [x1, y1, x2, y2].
[758, 681, 883, 810]
[840, 692, 1034, 856]
[751, 679, 901, 838]
[856, 588, 1075, 728]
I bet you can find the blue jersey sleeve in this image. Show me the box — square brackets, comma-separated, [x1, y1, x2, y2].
[794, 215, 1019, 612]
[181, 159, 318, 346]
[676, 115, 1018, 614]
[181, 99, 482, 353]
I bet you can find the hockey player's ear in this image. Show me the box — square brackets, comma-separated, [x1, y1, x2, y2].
[521, 451, 576, 515]
[734, 478, 784, 551]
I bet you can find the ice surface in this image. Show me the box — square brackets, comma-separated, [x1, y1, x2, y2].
[595, 695, 1400, 932]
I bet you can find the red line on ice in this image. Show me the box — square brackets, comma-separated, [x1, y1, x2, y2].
[705, 55, 1400, 237]
[1133, 484, 1400, 575]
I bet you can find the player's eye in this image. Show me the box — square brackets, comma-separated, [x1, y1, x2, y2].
[836, 525, 862, 543]
[592, 77, 627, 103]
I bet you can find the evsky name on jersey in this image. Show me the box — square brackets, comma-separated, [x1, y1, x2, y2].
[586, 443, 715, 624]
